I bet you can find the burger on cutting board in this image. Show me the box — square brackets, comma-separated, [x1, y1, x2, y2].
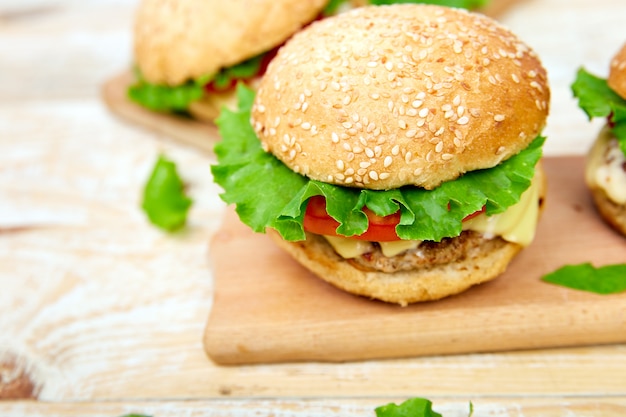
[212, 4, 550, 306]
[572, 43, 626, 237]
[127, 0, 489, 123]
[128, 0, 328, 122]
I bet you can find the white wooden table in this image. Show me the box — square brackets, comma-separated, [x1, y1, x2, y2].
[1, 0, 625, 415]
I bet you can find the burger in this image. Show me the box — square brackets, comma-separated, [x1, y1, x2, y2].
[572, 43, 626, 237]
[128, 0, 329, 122]
[127, 0, 490, 123]
[212, 4, 550, 305]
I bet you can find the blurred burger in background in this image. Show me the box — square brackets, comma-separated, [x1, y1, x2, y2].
[212, 4, 549, 305]
[127, 0, 490, 123]
[572, 42, 626, 237]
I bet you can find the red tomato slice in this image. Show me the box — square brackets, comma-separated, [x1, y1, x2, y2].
[303, 196, 401, 241]
[302, 196, 485, 242]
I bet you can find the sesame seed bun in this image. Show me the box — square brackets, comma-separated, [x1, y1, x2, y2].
[252, 4, 549, 190]
[608, 43, 626, 100]
[133, 0, 327, 86]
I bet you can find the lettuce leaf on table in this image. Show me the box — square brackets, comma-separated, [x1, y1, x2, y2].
[542, 263, 626, 294]
[141, 155, 193, 232]
[212, 85, 543, 242]
[571, 68, 626, 156]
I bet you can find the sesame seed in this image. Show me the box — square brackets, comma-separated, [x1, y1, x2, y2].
[365, 148, 374, 158]
[406, 130, 417, 138]
[331, 132, 339, 143]
[384, 156, 393, 167]
[301, 122, 311, 130]
[511, 74, 520, 83]
[494, 114, 505, 122]
[457, 116, 469, 125]
[398, 119, 407, 129]
[360, 161, 371, 168]
[442, 153, 454, 160]
[435, 141, 444, 153]
[369, 171, 379, 181]
[419, 108, 429, 118]
[496, 146, 506, 155]
[457, 106, 465, 117]
[379, 172, 390, 180]
[392, 145, 400, 156]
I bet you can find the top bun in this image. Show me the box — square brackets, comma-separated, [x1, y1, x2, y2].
[608, 42, 626, 100]
[133, 0, 328, 86]
[252, 4, 549, 190]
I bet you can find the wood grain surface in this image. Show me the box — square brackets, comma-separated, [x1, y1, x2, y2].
[3, 0, 626, 415]
[205, 156, 626, 365]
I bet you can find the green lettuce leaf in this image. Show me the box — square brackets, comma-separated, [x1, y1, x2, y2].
[128, 71, 204, 113]
[128, 52, 267, 112]
[571, 68, 626, 155]
[375, 397, 442, 417]
[212, 85, 543, 242]
[141, 155, 193, 232]
[324, 0, 489, 14]
[542, 263, 626, 294]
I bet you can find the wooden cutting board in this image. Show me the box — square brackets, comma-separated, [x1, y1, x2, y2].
[101, 71, 220, 153]
[204, 156, 626, 365]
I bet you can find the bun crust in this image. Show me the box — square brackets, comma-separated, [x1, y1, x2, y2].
[589, 186, 626, 237]
[133, 0, 327, 85]
[608, 43, 626, 100]
[268, 229, 522, 306]
[252, 4, 549, 190]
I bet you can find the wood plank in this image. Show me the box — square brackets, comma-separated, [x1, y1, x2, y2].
[100, 71, 220, 153]
[2, 398, 626, 417]
[205, 156, 626, 365]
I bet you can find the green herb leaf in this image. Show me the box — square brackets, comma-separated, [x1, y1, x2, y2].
[128, 70, 204, 113]
[212, 85, 543, 242]
[119, 415, 152, 417]
[375, 397, 443, 417]
[369, 0, 489, 8]
[141, 155, 193, 232]
[542, 263, 626, 294]
[571, 68, 626, 155]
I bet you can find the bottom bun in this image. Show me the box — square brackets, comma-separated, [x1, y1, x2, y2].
[589, 186, 626, 237]
[268, 229, 522, 306]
